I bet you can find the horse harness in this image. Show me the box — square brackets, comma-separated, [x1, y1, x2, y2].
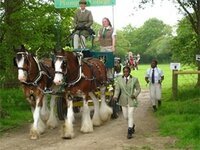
[16, 52, 53, 93]
[56, 52, 103, 88]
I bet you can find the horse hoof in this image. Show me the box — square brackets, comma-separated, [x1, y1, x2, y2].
[30, 129, 39, 140]
[80, 127, 93, 133]
[47, 124, 57, 129]
[62, 136, 72, 139]
[30, 134, 39, 140]
[62, 133, 74, 139]
[49, 126, 56, 129]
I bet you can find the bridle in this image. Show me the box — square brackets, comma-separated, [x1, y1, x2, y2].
[54, 56, 67, 76]
[16, 51, 29, 72]
[54, 52, 84, 87]
[16, 51, 51, 88]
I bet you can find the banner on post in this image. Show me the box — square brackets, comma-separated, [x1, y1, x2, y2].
[54, 0, 116, 8]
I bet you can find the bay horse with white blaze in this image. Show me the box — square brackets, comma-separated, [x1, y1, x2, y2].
[53, 49, 113, 139]
[13, 45, 59, 139]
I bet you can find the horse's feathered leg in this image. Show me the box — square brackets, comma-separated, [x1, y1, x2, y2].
[30, 97, 46, 140]
[62, 99, 74, 139]
[80, 95, 93, 133]
[89, 92, 102, 126]
[47, 95, 58, 129]
[40, 95, 50, 122]
[99, 86, 113, 122]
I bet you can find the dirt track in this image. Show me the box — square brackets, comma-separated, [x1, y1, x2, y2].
[0, 90, 177, 150]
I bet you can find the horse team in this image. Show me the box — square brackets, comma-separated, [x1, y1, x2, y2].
[14, 45, 113, 140]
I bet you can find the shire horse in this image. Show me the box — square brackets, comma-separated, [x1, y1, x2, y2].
[53, 49, 113, 139]
[13, 45, 58, 139]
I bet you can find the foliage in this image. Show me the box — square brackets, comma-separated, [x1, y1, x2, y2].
[115, 29, 131, 59]
[137, 0, 200, 86]
[117, 18, 173, 63]
[0, 88, 32, 133]
[0, 0, 75, 85]
[171, 17, 197, 65]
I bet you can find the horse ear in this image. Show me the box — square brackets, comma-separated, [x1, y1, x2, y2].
[51, 59, 55, 69]
[61, 48, 64, 53]
[21, 44, 25, 50]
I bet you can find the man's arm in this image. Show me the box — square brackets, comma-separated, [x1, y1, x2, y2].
[159, 69, 164, 83]
[113, 79, 121, 101]
[132, 78, 141, 98]
[145, 69, 150, 83]
[145, 77, 149, 83]
[73, 10, 79, 28]
[85, 10, 93, 27]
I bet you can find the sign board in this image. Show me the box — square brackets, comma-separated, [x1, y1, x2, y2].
[170, 63, 181, 70]
[55, 0, 116, 8]
[196, 54, 200, 61]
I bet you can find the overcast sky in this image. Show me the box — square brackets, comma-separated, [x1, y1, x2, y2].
[88, 0, 183, 30]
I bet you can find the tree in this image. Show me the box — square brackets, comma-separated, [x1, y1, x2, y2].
[121, 18, 172, 63]
[115, 29, 131, 58]
[0, 0, 74, 84]
[172, 17, 197, 66]
[139, 0, 200, 86]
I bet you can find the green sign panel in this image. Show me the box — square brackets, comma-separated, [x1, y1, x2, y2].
[54, 0, 116, 8]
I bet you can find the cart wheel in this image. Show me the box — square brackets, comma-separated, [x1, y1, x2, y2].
[57, 96, 67, 120]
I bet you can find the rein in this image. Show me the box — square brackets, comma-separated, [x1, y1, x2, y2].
[65, 52, 83, 87]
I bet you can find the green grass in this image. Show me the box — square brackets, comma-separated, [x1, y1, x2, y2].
[0, 88, 32, 133]
[156, 87, 200, 150]
[132, 64, 200, 150]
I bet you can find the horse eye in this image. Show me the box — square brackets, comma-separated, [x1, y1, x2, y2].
[63, 61, 67, 66]
[24, 57, 28, 64]
[62, 61, 67, 68]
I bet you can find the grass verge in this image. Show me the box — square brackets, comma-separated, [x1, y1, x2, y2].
[0, 88, 32, 134]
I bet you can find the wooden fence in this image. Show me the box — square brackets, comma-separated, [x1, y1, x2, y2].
[172, 70, 200, 98]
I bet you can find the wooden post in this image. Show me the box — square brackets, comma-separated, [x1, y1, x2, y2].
[172, 70, 178, 99]
[171, 70, 200, 99]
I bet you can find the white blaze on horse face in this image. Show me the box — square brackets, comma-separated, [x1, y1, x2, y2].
[53, 59, 64, 85]
[17, 56, 27, 82]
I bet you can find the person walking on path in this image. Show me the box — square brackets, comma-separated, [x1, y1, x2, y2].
[113, 66, 141, 139]
[73, 0, 93, 50]
[145, 59, 164, 112]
